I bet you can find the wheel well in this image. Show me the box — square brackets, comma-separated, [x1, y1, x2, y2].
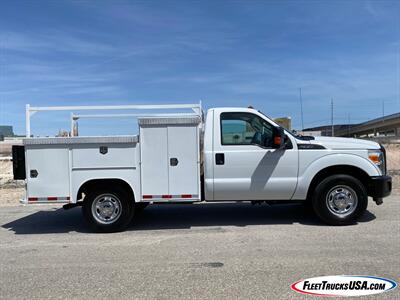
[77, 179, 135, 202]
[306, 165, 370, 201]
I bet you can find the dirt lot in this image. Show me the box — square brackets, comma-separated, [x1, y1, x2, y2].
[0, 139, 22, 156]
[0, 159, 25, 205]
[384, 143, 400, 172]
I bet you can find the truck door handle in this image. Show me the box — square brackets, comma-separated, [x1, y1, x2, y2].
[170, 158, 179, 166]
[215, 153, 225, 165]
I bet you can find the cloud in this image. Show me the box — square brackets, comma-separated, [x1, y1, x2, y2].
[364, 1, 383, 20]
[0, 58, 125, 97]
[0, 31, 116, 56]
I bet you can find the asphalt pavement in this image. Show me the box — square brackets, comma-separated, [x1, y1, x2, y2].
[0, 195, 399, 299]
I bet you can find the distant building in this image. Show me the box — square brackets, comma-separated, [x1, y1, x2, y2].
[334, 112, 400, 138]
[56, 129, 70, 137]
[302, 124, 356, 137]
[302, 112, 400, 138]
[274, 117, 292, 130]
[0, 125, 15, 140]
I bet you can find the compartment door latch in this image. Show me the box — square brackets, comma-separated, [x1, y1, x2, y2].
[170, 158, 179, 166]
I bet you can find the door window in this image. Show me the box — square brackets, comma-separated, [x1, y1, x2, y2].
[220, 112, 274, 147]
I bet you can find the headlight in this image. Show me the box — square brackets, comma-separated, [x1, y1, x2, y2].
[368, 150, 385, 174]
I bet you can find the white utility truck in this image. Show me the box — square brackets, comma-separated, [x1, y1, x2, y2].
[12, 103, 392, 232]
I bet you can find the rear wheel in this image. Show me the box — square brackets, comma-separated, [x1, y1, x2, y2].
[312, 174, 368, 225]
[82, 186, 134, 232]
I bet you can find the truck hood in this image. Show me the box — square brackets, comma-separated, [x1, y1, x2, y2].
[309, 136, 380, 150]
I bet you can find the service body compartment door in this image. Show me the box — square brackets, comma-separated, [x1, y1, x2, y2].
[140, 126, 169, 196]
[139, 117, 201, 200]
[26, 147, 70, 199]
[167, 125, 199, 196]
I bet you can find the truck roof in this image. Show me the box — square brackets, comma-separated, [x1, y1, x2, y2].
[207, 107, 258, 113]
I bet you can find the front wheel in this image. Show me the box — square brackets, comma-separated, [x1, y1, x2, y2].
[82, 186, 134, 232]
[312, 175, 368, 225]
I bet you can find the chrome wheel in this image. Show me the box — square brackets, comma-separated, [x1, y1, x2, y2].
[91, 194, 122, 224]
[326, 185, 358, 217]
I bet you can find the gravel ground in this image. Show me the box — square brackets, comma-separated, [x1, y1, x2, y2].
[0, 195, 399, 300]
[384, 143, 400, 171]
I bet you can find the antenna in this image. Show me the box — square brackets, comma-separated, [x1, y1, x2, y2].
[331, 98, 334, 137]
[299, 88, 304, 130]
[347, 113, 350, 137]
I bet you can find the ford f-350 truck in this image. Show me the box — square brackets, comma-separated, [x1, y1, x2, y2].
[12, 103, 392, 232]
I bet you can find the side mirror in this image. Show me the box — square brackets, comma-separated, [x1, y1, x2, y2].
[272, 127, 285, 149]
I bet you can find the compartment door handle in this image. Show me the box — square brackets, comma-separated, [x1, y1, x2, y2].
[170, 158, 179, 166]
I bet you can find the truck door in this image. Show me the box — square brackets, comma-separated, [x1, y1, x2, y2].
[212, 111, 298, 200]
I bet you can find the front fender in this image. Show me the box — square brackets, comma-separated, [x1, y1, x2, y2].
[292, 153, 380, 200]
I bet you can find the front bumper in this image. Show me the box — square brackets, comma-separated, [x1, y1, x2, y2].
[368, 175, 392, 199]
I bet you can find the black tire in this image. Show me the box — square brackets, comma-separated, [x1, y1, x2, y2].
[301, 199, 313, 212]
[134, 202, 149, 216]
[312, 174, 368, 225]
[82, 186, 134, 232]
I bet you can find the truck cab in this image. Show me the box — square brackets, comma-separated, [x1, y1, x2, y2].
[13, 104, 392, 232]
[203, 108, 298, 201]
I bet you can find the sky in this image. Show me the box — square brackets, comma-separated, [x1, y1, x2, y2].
[0, 0, 399, 136]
